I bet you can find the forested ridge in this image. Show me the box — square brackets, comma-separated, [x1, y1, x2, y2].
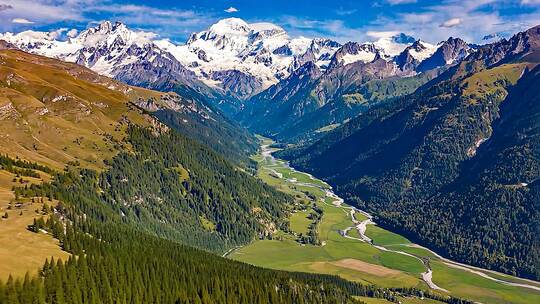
[0, 134, 473, 304]
[102, 127, 290, 251]
[155, 108, 258, 166]
[11, 126, 291, 253]
[240, 64, 437, 144]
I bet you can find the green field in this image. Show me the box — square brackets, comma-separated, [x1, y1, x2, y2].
[354, 296, 446, 304]
[365, 224, 411, 246]
[290, 210, 312, 235]
[230, 138, 540, 304]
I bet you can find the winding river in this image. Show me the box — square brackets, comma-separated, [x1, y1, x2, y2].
[258, 143, 540, 293]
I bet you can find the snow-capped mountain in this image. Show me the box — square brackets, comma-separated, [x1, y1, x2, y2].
[0, 21, 218, 100]
[239, 33, 477, 143]
[155, 18, 342, 96]
[394, 40, 437, 71]
[328, 42, 381, 69]
[1, 21, 161, 76]
[1, 18, 475, 104]
[416, 37, 473, 72]
[372, 32, 417, 57]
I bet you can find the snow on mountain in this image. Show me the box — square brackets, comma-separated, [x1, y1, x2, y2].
[326, 33, 422, 70]
[1, 18, 337, 98]
[373, 33, 416, 57]
[0, 30, 81, 58]
[482, 33, 504, 44]
[0, 19, 474, 102]
[406, 40, 438, 61]
[156, 18, 341, 94]
[327, 42, 380, 68]
[0, 21, 171, 77]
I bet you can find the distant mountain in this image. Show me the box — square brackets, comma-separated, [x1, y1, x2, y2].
[1, 19, 520, 149]
[1, 22, 196, 82]
[279, 25, 540, 280]
[0, 19, 427, 105]
[416, 37, 472, 72]
[240, 36, 472, 143]
[156, 18, 342, 100]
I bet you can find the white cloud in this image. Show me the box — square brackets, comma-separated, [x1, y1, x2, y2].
[440, 17, 462, 28]
[385, 0, 417, 5]
[67, 29, 78, 38]
[279, 0, 540, 44]
[85, 3, 216, 38]
[12, 18, 34, 24]
[365, 0, 540, 43]
[0, 0, 85, 29]
[366, 30, 400, 39]
[224, 7, 239, 13]
[335, 8, 357, 16]
[0, 1, 216, 40]
[521, 0, 540, 4]
[49, 28, 67, 39]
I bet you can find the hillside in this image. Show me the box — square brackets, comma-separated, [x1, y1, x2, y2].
[280, 26, 540, 280]
[0, 48, 293, 252]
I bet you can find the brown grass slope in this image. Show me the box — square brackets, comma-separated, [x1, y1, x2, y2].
[0, 49, 180, 170]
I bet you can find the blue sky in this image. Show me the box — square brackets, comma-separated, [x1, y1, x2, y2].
[0, 0, 539, 43]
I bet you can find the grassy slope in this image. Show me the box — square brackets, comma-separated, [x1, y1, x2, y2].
[0, 49, 169, 170]
[0, 49, 169, 278]
[0, 169, 70, 280]
[355, 296, 446, 304]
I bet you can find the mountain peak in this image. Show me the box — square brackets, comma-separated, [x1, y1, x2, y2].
[75, 20, 153, 49]
[89, 21, 128, 35]
[209, 18, 251, 36]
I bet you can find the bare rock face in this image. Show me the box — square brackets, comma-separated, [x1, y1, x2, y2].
[417, 38, 472, 72]
[0, 40, 15, 50]
[112, 45, 202, 93]
[256, 61, 322, 102]
[327, 42, 380, 70]
[211, 70, 263, 99]
[394, 47, 421, 72]
[468, 25, 540, 66]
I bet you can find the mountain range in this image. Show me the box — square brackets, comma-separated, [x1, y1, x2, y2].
[0, 45, 391, 303]
[1, 19, 479, 144]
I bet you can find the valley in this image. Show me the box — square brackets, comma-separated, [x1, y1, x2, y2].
[0, 5, 538, 303]
[230, 138, 540, 304]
